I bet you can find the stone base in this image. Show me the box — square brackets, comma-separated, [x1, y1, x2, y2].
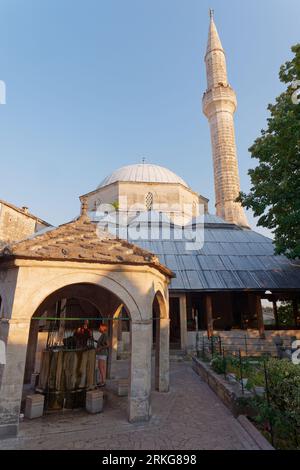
[118, 379, 128, 397]
[30, 373, 39, 389]
[128, 398, 151, 423]
[86, 390, 103, 414]
[0, 423, 18, 439]
[238, 415, 274, 450]
[24, 394, 45, 419]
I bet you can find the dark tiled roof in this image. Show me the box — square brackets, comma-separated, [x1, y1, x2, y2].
[129, 214, 300, 291]
[0, 215, 173, 277]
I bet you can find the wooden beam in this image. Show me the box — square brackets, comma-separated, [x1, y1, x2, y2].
[205, 294, 213, 338]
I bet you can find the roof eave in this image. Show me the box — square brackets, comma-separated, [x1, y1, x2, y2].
[0, 254, 175, 279]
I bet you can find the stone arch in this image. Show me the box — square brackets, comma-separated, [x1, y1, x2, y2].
[153, 289, 168, 319]
[23, 282, 111, 385]
[0, 263, 170, 436]
[18, 270, 144, 397]
[15, 270, 143, 324]
[20, 270, 143, 389]
[32, 288, 104, 320]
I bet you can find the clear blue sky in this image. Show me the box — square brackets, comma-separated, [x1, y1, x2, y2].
[0, 0, 299, 235]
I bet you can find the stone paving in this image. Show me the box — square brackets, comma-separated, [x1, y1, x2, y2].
[0, 361, 259, 450]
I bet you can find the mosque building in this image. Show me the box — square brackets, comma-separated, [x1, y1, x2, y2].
[0, 13, 299, 438]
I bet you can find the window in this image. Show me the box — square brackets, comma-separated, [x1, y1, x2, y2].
[192, 201, 198, 218]
[94, 199, 101, 211]
[145, 192, 153, 211]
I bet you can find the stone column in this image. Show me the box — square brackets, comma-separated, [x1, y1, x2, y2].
[128, 319, 152, 422]
[179, 294, 188, 352]
[111, 304, 123, 362]
[117, 313, 123, 358]
[0, 319, 31, 438]
[155, 317, 170, 392]
[255, 295, 265, 339]
[205, 294, 213, 338]
[107, 304, 123, 379]
[23, 318, 39, 384]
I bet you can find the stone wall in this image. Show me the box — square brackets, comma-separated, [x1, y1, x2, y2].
[187, 329, 300, 356]
[192, 357, 242, 416]
[0, 203, 48, 245]
[86, 181, 208, 225]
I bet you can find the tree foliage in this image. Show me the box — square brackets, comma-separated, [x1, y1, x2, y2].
[277, 301, 295, 326]
[238, 45, 300, 259]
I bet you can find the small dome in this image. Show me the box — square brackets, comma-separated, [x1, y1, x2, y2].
[98, 164, 189, 188]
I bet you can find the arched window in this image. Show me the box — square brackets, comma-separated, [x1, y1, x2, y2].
[94, 199, 101, 211]
[145, 192, 153, 211]
[192, 201, 198, 218]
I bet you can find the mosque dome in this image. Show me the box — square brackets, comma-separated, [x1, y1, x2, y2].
[98, 164, 189, 189]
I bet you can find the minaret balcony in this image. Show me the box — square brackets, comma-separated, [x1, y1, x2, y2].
[202, 84, 237, 117]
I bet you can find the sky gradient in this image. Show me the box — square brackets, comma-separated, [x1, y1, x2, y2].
[0, 0, 299, 236]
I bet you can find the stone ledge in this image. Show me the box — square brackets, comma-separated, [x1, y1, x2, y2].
[192, 357, 274, 450]
[192, 357, 250, 417]
[237, 415, 274, 451]
[0, 424, 18, 439]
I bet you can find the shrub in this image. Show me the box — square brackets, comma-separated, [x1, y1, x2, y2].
[277, 301, 295, 327]
[246, 369, 265, 390]
[210, 354, 226, 374]
[266, 358, 300, 427]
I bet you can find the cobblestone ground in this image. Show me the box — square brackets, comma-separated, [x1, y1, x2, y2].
[0, 361, 259, 450]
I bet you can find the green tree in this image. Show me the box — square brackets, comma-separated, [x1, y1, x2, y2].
[277, 301, 295, 326]
[238, 45, 300, 259]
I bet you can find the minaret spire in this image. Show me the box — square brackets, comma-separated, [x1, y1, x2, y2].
[202, 13, 249, 228]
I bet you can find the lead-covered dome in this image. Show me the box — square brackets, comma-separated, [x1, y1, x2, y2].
[98, 164, 189, 188]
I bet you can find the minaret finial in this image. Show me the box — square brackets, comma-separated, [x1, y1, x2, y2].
[209, 8, 214, 19]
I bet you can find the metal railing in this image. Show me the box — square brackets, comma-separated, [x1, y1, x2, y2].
[196, 334, 300, 449]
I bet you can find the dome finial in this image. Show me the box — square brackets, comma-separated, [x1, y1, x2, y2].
[79, 197, 90, 222]
[141, 156, 146, 164]
[209, 8, 214, 20]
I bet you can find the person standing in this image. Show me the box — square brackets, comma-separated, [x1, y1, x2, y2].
[73, 320, 92, 349]
[96, 324, 109, 387]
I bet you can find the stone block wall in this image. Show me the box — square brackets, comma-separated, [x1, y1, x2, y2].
[187, 329, 300, 356]
[0, 203, 48, 245]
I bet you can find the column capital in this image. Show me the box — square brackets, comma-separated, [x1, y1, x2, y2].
[1, 318, 30, 325]
[131, 320, 152, 326]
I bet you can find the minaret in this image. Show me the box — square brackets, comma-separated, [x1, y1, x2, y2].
[202, 10, 249, 228]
